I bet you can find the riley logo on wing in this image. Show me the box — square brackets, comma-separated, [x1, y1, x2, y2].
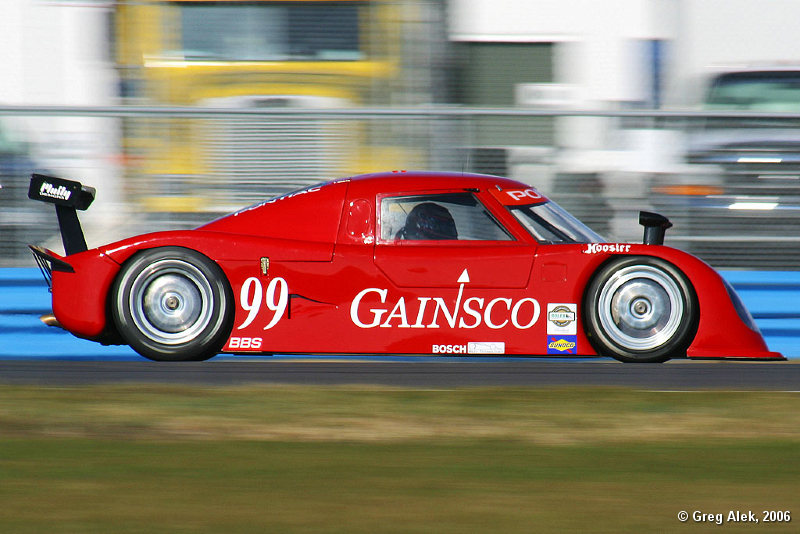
[350, 269, 540, 330]
[39, 182, 72, 201]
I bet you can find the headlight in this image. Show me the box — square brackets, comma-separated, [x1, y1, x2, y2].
[722, 278, 760, 333]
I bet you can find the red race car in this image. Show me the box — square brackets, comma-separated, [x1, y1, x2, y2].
[28, 171, 783, 363]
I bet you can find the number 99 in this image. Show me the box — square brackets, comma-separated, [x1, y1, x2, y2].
[237, 277, 289, 330]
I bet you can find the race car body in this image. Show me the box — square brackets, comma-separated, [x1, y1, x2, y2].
[28, 171, 783, 362]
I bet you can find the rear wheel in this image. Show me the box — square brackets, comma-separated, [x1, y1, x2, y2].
[584, 256, 697, 363]
[111, 247, 234, 361]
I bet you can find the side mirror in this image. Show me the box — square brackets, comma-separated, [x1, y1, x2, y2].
[639, 211, 672, 245]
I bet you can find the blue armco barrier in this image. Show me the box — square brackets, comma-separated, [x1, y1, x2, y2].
[717, 271, 800, 358]
[0, 268, 138, 360]
[1, 268, 798, 360]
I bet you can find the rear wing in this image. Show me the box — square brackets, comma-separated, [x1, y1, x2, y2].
[28, 174, 95, 255]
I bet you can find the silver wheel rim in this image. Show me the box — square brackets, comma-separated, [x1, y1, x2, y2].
[597, 265, 684, 351]
[126, 259, 214, 345]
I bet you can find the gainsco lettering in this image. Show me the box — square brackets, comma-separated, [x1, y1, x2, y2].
[584, 243, 631, 254]
[350, 269, 540, 330]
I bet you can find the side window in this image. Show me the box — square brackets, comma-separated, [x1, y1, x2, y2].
[380, 193, 512, 242]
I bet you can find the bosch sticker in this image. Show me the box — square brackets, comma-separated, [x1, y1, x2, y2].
[432, 342, 505, 355]
[432, 344, 468, 354]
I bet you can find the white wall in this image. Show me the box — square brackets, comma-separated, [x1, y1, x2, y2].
[450, 0, 800, 107]
[448, 0, 800, 173]
[449, 0, 676, 105]
[449, 0, 673, 42]
[0, 0, 122, 237]
[0, 1, 116, 105]
[667, 0, 800, 106]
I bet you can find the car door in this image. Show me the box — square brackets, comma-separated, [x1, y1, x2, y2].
[374, 191, 535, 289]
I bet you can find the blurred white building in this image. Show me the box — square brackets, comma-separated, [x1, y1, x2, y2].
[448, 0, 800, 229]
[0, 0, 121, 221]
[3, 0, 800, 232]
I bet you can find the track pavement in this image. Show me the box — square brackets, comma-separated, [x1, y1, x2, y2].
[1, 360, 798, 389]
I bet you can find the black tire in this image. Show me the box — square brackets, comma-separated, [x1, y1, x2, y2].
[111, 247, 234, 361]
[583, 256, 698, 363]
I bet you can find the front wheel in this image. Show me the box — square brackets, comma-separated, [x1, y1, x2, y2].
[111, 247, 234, 361]
[583, 256, 698, 363]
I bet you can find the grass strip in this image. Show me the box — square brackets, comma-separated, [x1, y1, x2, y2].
[1, 386, 799, 532]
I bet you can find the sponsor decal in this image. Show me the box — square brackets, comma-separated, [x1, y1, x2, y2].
[263, 185, 323, 205]
[547, 303, 577, 335]
[235, 183, 329, 215]
[39, 182, 72, 201]
[237, 277, 289, 330]
[228, 337, 263, 349]
[236, 270, 541, 336]
[584, 243, 631, 254]
[350, 269, 540, 330]
[547, 335, 577, 355]
[490, 187, 547, 206]
[468, 341, 505, 355]
[433, 344, 467, 354]
[505, 189, 543, 202]
[432, 342, 505, 355]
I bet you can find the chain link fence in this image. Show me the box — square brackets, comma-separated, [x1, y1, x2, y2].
[2, 105, 800, 269]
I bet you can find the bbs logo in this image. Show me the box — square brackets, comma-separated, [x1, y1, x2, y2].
[229, 337, 263, 350]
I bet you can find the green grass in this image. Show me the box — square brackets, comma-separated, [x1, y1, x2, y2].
[1, 386, 799, 533]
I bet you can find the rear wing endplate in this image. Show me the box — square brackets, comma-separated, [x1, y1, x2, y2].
[28, 174, 95, 255]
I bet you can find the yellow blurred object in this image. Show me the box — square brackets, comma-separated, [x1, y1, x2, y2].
[115, 0, 414, 212]
[142, 196, 207, 213]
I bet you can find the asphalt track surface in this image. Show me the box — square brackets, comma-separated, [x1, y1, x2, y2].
[1, 360, 799, 389]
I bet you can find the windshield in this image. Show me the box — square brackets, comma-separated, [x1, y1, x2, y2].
[706, 71, 800, 112]
[174, 2, 362, 61]
[510, 201, 604, 244]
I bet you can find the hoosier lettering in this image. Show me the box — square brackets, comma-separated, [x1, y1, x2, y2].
[584, 243, 632, 254]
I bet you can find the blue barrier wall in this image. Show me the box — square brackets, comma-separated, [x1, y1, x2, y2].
[1, 268, 798, 360]
[0, 268, 137, 360]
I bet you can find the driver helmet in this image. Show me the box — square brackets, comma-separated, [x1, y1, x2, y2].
[398, 202, 458, 240]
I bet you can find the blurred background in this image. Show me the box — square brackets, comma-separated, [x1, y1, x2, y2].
[3, 0, 800, 269]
